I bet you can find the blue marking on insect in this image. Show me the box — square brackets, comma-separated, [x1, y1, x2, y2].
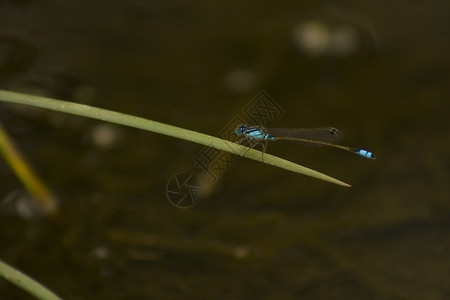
[236, 124, 275, 140]
[355, 149, 375, 159]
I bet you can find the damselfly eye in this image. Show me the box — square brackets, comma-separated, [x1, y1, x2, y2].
[236, 125, 243, 134]
[235, 124, 247, 135]
[329, 128, 340, 135]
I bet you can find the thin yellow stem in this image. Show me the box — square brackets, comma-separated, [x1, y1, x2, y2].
[0, 124, 58, 215]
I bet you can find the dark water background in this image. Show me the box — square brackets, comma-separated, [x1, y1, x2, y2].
[1, 1, 449, 299]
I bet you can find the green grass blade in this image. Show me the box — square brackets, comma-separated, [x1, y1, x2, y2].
[0, 260, 62, 300]
[0, 90, 350, 187]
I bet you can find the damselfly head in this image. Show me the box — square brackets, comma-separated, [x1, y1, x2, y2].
[235, 124, 248, 135]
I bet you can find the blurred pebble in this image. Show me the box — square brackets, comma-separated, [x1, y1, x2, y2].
[232, 246, 252, 260]
[293, 21, 331, 56]
[1, 189, 47, 219]
[293, 20, 369, 58]
[224, 69, 257, 93]
[330, 26, 359, 56]
[90, 246, 110, 259]
[88, 124, 122, 149]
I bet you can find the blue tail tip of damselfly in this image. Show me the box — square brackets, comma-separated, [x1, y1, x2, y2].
[355, 149, 376, 160]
